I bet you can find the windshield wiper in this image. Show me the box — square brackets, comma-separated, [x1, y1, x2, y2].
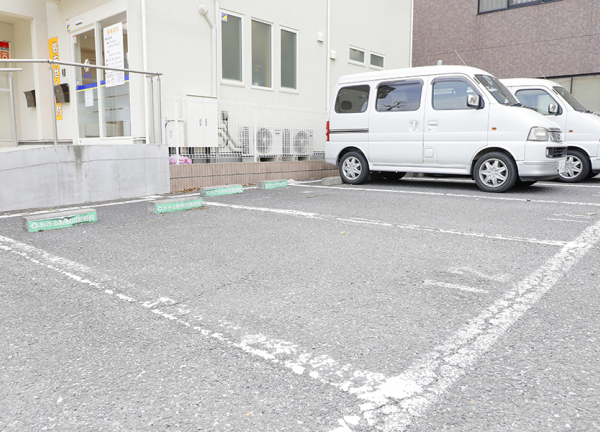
[511, 102, 522, 107]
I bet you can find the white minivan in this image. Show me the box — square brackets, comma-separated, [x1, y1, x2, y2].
[502, 78, 600, 182]
[326, 65, 567, 193]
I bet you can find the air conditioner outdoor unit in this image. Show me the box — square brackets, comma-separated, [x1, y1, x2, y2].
[239, 126, 283, 157]
[291, 129, 313, 156]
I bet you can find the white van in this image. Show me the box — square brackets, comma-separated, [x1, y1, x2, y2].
[326, 66, 567, 193]
[502, 78, 600, 182]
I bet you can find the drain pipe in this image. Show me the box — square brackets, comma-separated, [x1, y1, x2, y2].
[142, 0, 151, 143]
[198, 3, 217, 98]
[326, 0, 331, 110]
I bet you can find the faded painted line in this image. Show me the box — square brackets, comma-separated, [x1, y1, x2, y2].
[206, 201, 571, 247]
[331, 218, 600, 432]
[448, 267, 511, 283]
[545, 218, 588, 223]
[423, 280, 488, 294]
[290, 184, 600, 208]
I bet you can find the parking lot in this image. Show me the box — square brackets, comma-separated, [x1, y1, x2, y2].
[1, 176, 600, 432]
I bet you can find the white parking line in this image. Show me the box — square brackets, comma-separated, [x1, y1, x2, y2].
[423, 280, 489, 294]
[3, 217, 600, 432]
[401, 176, 600, 189]
[206, 201, 571, 247]
[290, 184, 600, 208]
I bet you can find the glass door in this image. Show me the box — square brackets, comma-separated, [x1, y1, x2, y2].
[72, 12, 131, 142]
[0, 72, 14, 144]
[74, 28, 100, 138]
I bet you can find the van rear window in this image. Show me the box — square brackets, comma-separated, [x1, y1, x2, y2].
[376, 81, 422, 112]
[335, 85, 370, 113]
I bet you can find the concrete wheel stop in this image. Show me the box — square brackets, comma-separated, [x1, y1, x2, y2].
[200, 184, 244, 197]
[149, 197, 204, 214]
[22, 209, 98, 232]
[257, 179, 288, 190]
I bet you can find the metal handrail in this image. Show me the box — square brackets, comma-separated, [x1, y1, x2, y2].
[0, 59, 162, 146]
[0, 58, 162, 76]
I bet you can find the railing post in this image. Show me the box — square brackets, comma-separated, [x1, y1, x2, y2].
[157, 75, 163, 145]
[8, 71, 18, 147]
[49, 64, 58, 145]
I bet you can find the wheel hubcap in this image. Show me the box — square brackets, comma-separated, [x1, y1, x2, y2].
[560, 155, 583, 179]
[342, 157, 362, 180]
[479, 158, 508, 188]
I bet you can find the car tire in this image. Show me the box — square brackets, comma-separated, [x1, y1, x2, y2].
[339, 151, 369, 185]
[473, 152, 517, 193]
[559, 149, 591, 183]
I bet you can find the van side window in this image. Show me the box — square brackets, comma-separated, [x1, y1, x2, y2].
[432, 80, 479, 110]
[515, 89, 559, 115]
[376, 81, 422, 112]
[335, 85, 370, 114]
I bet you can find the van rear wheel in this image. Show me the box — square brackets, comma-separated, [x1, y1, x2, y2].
[474, 152, 517, 193]
[339, 151, 369, 185]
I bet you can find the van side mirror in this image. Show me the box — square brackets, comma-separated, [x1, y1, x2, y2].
[548, 103, 559, 115]
[467, 94, 480, 109]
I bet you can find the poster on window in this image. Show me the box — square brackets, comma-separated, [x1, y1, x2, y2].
[103, 22, 125, 88]
[0, 41, 9, 59]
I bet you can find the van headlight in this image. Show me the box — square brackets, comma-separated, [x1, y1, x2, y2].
[528, 127, 549, 141]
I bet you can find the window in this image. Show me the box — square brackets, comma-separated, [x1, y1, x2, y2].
[281, 29, 297, 89]
[370, 53, 384, 69]
[479, 0, 561, 13]
[221, 13, 242, 82]
[349, 47, 365, 64]
[376, 81, 422, 112]
[335, 85, 370, 113]
[475, 74, 518, 105]
[432, 80, 479, 110]
[252, 20, 271, 87]
[514, 89, 559, 115]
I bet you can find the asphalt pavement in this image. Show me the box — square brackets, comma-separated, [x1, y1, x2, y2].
[1, 175, 599, 431]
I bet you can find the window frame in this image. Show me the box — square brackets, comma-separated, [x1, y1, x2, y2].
[478, 0, 562, 14]
[431, 77, 484, 111]
[375, 79, 423, 113]
[514, 88, 562, 116]
[369, 52, 385, 70]
[348, 46, 366, 67]
[251, 17, 274, 90]
[220, 9, 245, 86]
[280, 26, 298, 92]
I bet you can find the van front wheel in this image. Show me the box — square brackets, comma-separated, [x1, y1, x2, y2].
[339, 152, 369, 185]
[474, 152, 517, 193]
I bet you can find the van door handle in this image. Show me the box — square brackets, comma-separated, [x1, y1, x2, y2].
[427, 120, 438, 131]
[409, 120, 419, 131]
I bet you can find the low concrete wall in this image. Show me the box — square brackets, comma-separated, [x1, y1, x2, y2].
[170, 160, 338, 192]
[0, 144, 170, 213]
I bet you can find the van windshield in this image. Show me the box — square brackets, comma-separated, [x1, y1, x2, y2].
[475, 74, 519, 106]
[553, 86, 590, 113]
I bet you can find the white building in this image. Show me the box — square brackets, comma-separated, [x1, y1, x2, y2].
[0, 0, 413, 212]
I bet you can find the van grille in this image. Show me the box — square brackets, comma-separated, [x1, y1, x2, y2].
[548, 128, 563, 143]
[546, 147, 567, 158]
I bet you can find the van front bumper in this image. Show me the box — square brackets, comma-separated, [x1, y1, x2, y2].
[517, 160, 562, 182]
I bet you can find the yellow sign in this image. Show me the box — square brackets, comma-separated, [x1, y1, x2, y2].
[48, 37, 62, 120]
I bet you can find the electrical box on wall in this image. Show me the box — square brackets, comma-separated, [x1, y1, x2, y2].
[24, 90, 36, 108]
[54, 83, 70, 104]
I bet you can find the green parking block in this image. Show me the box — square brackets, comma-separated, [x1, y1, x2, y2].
[258, 179, 288, 190]
[22, 209, 97, 233]
[150, 198, 204, 214]
[200, 184, 244, 197]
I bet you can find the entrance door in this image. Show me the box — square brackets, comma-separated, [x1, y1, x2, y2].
[72, 12, 131, 142]
[0, 71, 14, 145]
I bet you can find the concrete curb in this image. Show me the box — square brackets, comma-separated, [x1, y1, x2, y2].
[22, 209, 97, 232]
[321, 177, 343, 186]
